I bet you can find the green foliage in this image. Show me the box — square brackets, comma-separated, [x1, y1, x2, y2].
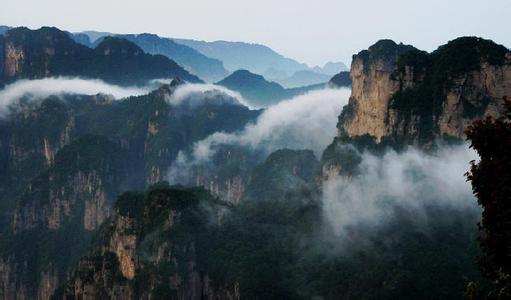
[115, 192, 145, 219]
[243, 149, 319, 202]
[466, 97, 511, 298]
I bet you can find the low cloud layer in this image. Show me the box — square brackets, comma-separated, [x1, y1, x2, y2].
[166, 83, 250, 108]
[0, 77, 152, 117]
[322, 144, 479, 239]
[167, 88, 351, 183]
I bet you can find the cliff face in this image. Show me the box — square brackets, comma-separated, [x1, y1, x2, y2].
[191, 146, 261, 205]
[0, 80, 259, 299]
[337, 37, 511, 146]
[60, 186, 237, 300]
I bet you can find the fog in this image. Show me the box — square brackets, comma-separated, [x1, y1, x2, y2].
[167, 88, 350, 183]
[322, 143, 479, 240]
[0, 77, 151, 117]
[166, 83, 251, 108]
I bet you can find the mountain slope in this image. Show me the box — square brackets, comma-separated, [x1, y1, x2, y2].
[217, 70, 287, 106]
[217, 69, 325, 107]
[175, 39, 309, 76]
[328, 71, 351, 88]
[312, 61, 349, 75]
[0, 27, 202, 85]
[59, 185, 232, 299]
[275, 70, 331, 88]
[92, 33, 229, 82]
[0, 80, 260, 298]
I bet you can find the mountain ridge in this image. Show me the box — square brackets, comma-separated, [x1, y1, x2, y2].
[0, 26, 202, 86]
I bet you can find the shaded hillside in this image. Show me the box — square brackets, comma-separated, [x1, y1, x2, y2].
[217, 69, 325, 107]
[91, 33, 229, 82]
[0, 80, 259, 298]
[328, 71, 351, 88]
[0, 27, 202, 86]
[60, 148, 484, 299]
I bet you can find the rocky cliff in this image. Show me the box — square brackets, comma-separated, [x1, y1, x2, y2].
[337, 37, 511, 147]
[0, 79, 259, 299]
[59, 185, 238, 300]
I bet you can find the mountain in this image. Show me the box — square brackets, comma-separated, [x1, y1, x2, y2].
[59, 147, 483, 299]
[59, 184, 231, 299]
[1, 32, 507, 299]
[275, 70, 331, 88]
[174, 39, 309, 77]
[312, 61, 349, 75]
[217, 69, 325, 107]
[322, 37, 511, 180]
[327, 71, 351, 88]
[5, 26, 350, 86]
[0, 27, 202, 86]
[217, 69, 287, 106]
[0, 25, 10, 35]
[338, 37, 511, 147]
[89, 34, 229, 82]
[242, 149, 319, 202]
[0, 80, 260, 298]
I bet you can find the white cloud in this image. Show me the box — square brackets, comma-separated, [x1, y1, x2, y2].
[0, 77, 151, 117]
[322, 144, 479, 239]
[166, 83, 252, 108]
[167, 88, 350, 183]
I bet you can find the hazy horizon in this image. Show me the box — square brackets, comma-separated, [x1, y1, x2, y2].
[2, 0, 510, 67]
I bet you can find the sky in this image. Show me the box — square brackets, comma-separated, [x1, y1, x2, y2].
[1, 0, 510, 67]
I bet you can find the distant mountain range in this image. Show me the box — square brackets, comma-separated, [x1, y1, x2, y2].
[312, 61, 349, 75]
[275, 70, 331, 88]
[1, 25, 348, 87]
[174, 38, 311, 76]
[216, 69, 329, 107]
[73, 33, 229, 82]
[0, 27, 201, 86]
[0, 26, 348, 107]
[67, 29, 347, 86]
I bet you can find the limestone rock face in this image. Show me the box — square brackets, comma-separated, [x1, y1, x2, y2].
[4, 43, 25, 77]
[108, 215, 138, 280]
[436, 60, 511, 137]
[340, 54, 400, 142]
[337, 38, 511, 146]
[61, 187, 237, 300]
[12, 169, 112, 233]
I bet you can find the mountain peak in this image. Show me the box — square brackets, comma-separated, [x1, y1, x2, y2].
[94, 36, 143, 56]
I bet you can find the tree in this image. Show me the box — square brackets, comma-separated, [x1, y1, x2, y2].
[465, 96, 511, 299]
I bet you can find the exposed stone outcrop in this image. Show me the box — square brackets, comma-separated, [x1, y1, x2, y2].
[107, 215, 138, 280]
[196, 175, 246, 205]
[60, 187, 237, 300]
[337, 38, 511, 146]
[12, 170, 111, 233]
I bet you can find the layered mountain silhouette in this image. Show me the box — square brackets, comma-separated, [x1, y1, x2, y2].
[0, 27, 202, 86]
[82, 33, 229, 82]
[216, 69, 327, 107]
